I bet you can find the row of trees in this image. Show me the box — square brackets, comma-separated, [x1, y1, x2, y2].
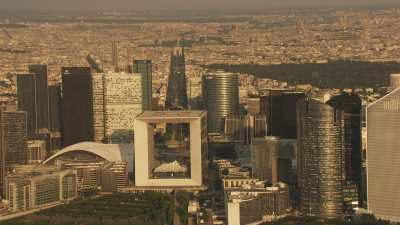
[1, 192, 182, 225]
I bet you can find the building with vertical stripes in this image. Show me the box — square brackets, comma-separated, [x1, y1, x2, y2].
[367, 88, 400, 222]
[202, 71, 239, 134]
[28, 64, 50, 133]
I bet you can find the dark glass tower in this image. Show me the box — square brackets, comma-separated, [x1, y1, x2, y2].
[17, 73, 36, 138]
[133, 59, 152, 110]
[48, 85, 63, 152]
[49, 85, 62, 133]
[326, 93, 362, 205]
[165, 46, 188, 110]
[260, 90, 305, 139]
[202, 71, 239, 134]
[28, 64, 50, 133]
[297, 97, 344, 219]
[61, 67, 94, 147]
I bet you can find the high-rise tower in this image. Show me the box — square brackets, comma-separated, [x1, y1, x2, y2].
[133, 60, 152, 110]
[326, 93, 362, 204]
[0, 109, 29, 196]
[260, 90, 305, 139]
[61, 67, 94, 147]
[92, 72, 144, 143]
[112, 40, 119, 72]
[17, 73, 36, 138]
[297, 97, 344, 218]
[165, 41, 188, 110]
[297, 93, 362, 219]
[202, 71, 239, 134]
[28, 64, 50, 133]
[367, 89, 400, 222]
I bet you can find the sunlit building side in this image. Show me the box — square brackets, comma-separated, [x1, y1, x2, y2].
[367, 88, 400, 222]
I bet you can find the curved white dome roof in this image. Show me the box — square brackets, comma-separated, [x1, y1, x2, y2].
[43, 142, 134, 171]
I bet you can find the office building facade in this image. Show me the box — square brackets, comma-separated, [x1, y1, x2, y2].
[26, 140, 47, 164]
[17, 73, 37, 138]
[251, 137, 296, 184]
[103, 72, 143, 143]
[226, 182, 290, 225]
[261, 90, 305, 139]
[0, 110, 28, 196]
[48, 85, 62, 133]
[133, 60, 153, 110]
[28, 65, 50, 133]
[224, 114, 267, 144]
[2, 111, 28, 168]
[5, 165, 77, 213]
[101, 161, 128, 192]
[92, 72, 144, 143]
[326, 93, 362, 204]
[367, 89, 400, 222]
[92, 73, 105, 143]
[202, 71, 239, 134]
[61, 67, 94, 147]
[297, 98, 344, 219]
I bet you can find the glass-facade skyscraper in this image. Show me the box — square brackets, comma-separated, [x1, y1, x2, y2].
[297, 93, 361, 219]
[61, 67, 94, 147]
[133, 59, 152, 111]
[297, 97, 345, 218]
[202, 71, 239, 134]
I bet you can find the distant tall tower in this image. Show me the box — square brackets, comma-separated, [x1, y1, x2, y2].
[28, 64, 50, 133]
[112, 40, 119, 72]
[367, 88, 400, 222]
[202, 71, 239, 134]
[297, 97, 345, 219]
[133, 60, 153, 110]
[165, 39, 188, 110]
[92, 73, 105, 143]
[0, 109, 28, 196]
[260, 90, 305, 139]
[92, 72, 144, 143]
[297, 93, 361, 219]
[61, 67, 94, 147]
[17, 64, 50, 137]
[17, 65, 61, 155]
[17, 73, 36, 138]
[326, 93, 362, 205]
[48, 85, 62, 153]
[103, 72, 143, 143]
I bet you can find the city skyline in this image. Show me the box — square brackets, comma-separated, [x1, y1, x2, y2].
[1, 4, 400, 224]
[2, 0, 400, 11]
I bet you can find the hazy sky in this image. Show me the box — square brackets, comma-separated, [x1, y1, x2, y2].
[1, 0, 400, 11]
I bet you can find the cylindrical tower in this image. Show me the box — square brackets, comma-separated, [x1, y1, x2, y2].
[297, 98, 344, 219]
[202, 71, 239, 134]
